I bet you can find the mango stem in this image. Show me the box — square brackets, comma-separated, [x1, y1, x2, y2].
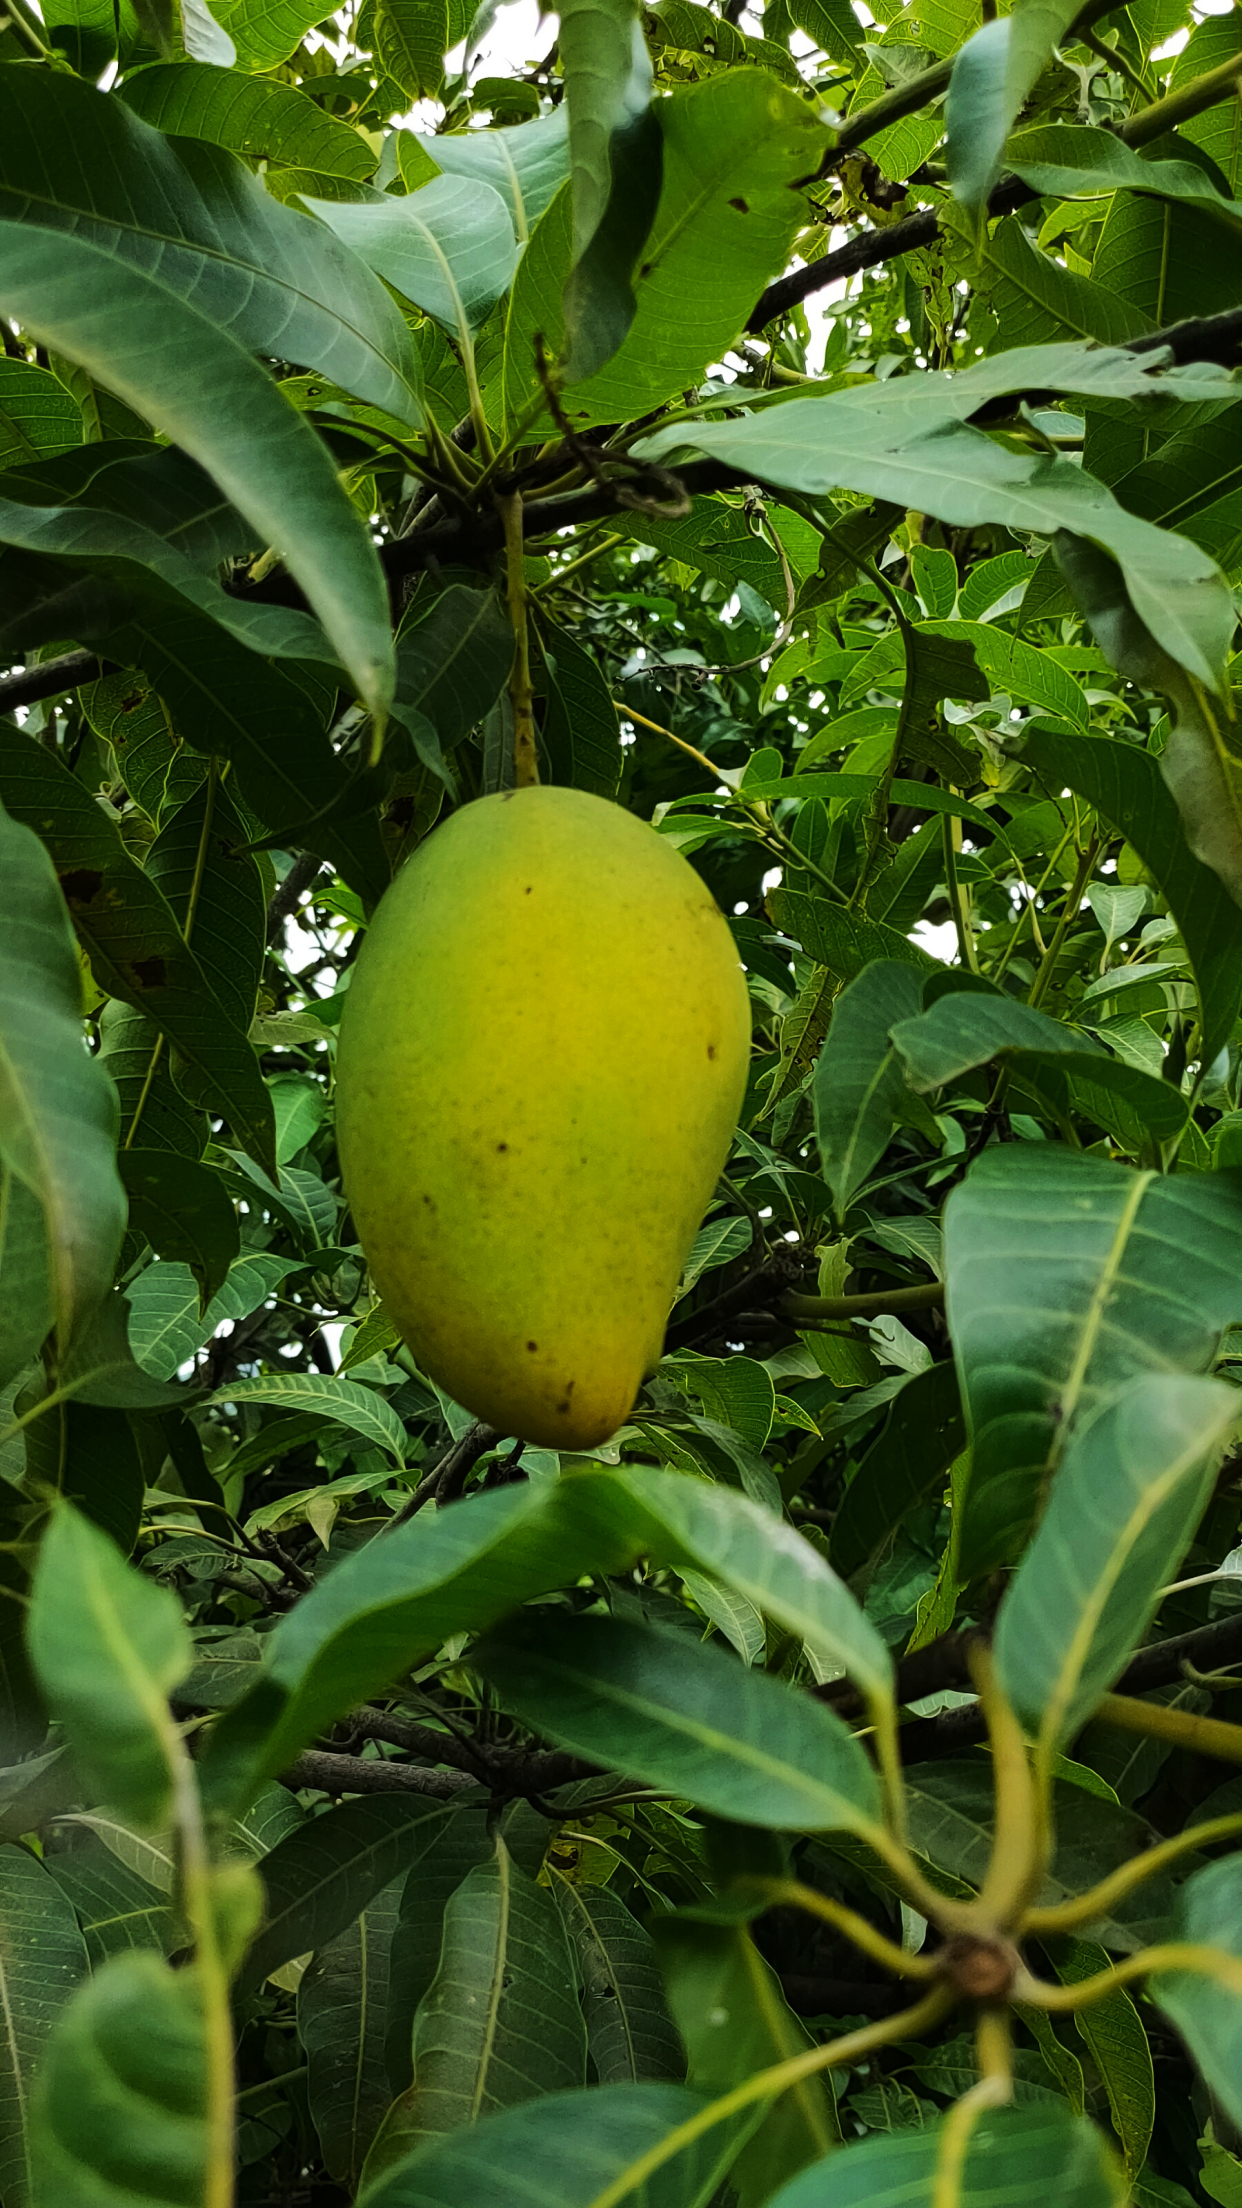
[497, 491, 540, 788]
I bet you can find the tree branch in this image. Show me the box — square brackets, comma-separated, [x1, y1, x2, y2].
[0, 649, 102, 715]
[281, 1750, 477, 1798]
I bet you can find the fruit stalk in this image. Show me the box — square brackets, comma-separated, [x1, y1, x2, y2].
[497, 490, 541, 788]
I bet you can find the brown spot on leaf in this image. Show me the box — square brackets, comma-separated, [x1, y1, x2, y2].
[729, 197, 749, 213]
[58, 868, 104, 904]
[131, 955, 167, 990]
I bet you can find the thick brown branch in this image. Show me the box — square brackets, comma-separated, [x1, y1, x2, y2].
[0, 649, 102, 715]
[281, 1750, 476, 1798]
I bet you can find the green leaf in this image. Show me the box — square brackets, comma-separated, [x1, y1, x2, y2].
[0, 802, 125, 1385]
[653, 1915, 838, 2206]
[45, 1840, 175, 1966]
[536, 616, 623, 797]
[552, 1880, 683, 2086]
[1009, 123, 1242, 231]
[995, 1372, 1237, 1748]
[768, 891, 935, 986]
[813, 959, 926, 1217]
[300, 1879, 404, 2191]
[146, 777, 266, 1041]
[394, 585, 515, 751]
[118, 60, 377, 179]
[945, 1147, 1242, 1575]
[377, 1843, 586, 2164]
[1151, 1856, 1242, 2124]
[208, 0, 327, 67]
[126, 1250, 298, 1381]
[946, 0, 1080, 212]
[305, 176, 518, 336]
[560, 71, 830, 425]
[841, 617, 1090, 732]
[27, 1504, 190, 1829]
[639, 341, 1240, 688]
[118, 1151, 238, 1313]
[559, 0, 661, 381]
[238, 1797, 451, 1997]
[29, 1951, 210, 2208]
[470, 1612, 884, 1836]
[356, 2081, 741, 2208]
[1020, 725, 1242, 1062]
[0, 728, 276, 1178]
[374, 0, 453, 99]
[0, 360, 81, 468]
[207, 1374, 408, 1466]
[385, 1810, 495, 2094]
[0, 1846, 89, 2208]
[765, 2103, 1126, 2208]
[1047, 1937, 1154, 2179]
[829, 1360, 964, 1581]
[417, 109, 569, 240]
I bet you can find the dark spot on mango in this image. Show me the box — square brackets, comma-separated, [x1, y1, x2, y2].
[525, 885, 533, 894]
[527, 1340, 538, 1352]
[557, 1399, 570, 1414]
[131, 954, 167, 990]
[707, 1044, 717, 1059]
[422, 1193, 435, 1208]
[58, 868, 104, 904]
[497, 1141, 509, 1153]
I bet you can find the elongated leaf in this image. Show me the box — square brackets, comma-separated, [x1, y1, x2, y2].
[45, 1840, 175, 1966]
[639, 342, 1240, 688]
[1009, 123, 1242, 231]
[946, 0, 1079, 212]
[1047, 1938, 1154, 2179]
[417, 109, 569, 239]
[537, 616, 623, 797]
[27, 1504, 190, 1829]
[559, 0, 660, 381]
[471, 1613, 883, 1836]
[300, 1879, 403, 2191]
[1150, 1857, 1242, 2125]
[768, 891, 935, 985]
[394, 1844, 586, 2153]
[813, 959, 926, 1217]
[829, 1360, 964, 1581]
[1020, 725, 1242, 1063]
[0, 360, 80, 467]
[654, 1915, 838, 2205]
[241, 1798, 452, 2002]
[841, 617, 1089, 732]
[127, 1250, 298, 1381]
[995, 1373, 1237, 1748]
[119, 60, 377, 179]
[305, 176, 517, 336]
[765, 2103, 1125, 2208]
[0, 68, 417, 422]
[0, 726, 276, 1177]
[357, 2081, 743, 2208]
[118, 1151, 238, 1313]
[0, 222, 393, 711]
[0, 802, 125, 1385]
[553, 1881, 682, 2086]
[385, 1810, 495, 2095]
[208, 1374, 407, 1466]
[0, 1847, 89, 2208]
[394, 585, 514, 751]
[29, 1952, 210, 2208]
[945, 1147, 1242, 1575]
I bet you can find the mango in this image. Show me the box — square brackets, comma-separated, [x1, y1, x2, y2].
[336, 787, 751, 1449]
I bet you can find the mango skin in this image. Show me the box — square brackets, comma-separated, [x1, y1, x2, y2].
[335, 787, 751, 1449]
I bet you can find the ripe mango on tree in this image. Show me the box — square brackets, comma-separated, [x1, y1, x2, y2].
[336, 788, 751, 1449]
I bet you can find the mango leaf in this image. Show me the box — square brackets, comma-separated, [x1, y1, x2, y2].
[127, 1250, 299, 1381]
[653, 1915, 838, 2205]
[946, 0, 1080, 212]
[840, 616, 1090, 731]
[0, 1846, 89, 2208]
[1009, 123, 1242, 231]
[45, 1840, 175, 1966]
[470, 1612, 884, 1836]
[300, 1879, 404, 2191]
[304, 176, 518, 336]
[1020, 724, 1242, 1063]
[118, 60, 377, 179]
[384, 1808, 496, 2095]
[28, 1952, 211, 2208]
[552, 1881, 683, 2085]
[559, 0, 661, 381]
[146, 777, 266, 1040]
[764, 2104, 1126, 2207]
[0, 802, 125, 1386]
[813, 959, 925, 1217]
[768, 891, 935, 986]
[418, 107, 569, 238]
[0, 360, 81, 467]
[536, 615, 623, 797]
[1047, 1938, 1154, 2179]
[945, 1147, 1242, 1576]
[995, 1373, 1238, 1748]
[118, 1151, 238, 1313]
[1150, 1857, 1242, 2127]
[208, 1374, 408, 1466]
[0, 68, 417, 424]
[0, 726, 276, 1178]
[356, 2081, 745, 2208]
[238, 1797, 450, 1997]
[394, 585, 515, 751]
[27, 1504, 190, 1829]
[378, 1844, 586, 2163]
[829, 1360, 965, 1581]
[638, 341, 1240, 689]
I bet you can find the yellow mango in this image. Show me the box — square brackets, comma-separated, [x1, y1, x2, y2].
[336, 787, 751, 1449]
